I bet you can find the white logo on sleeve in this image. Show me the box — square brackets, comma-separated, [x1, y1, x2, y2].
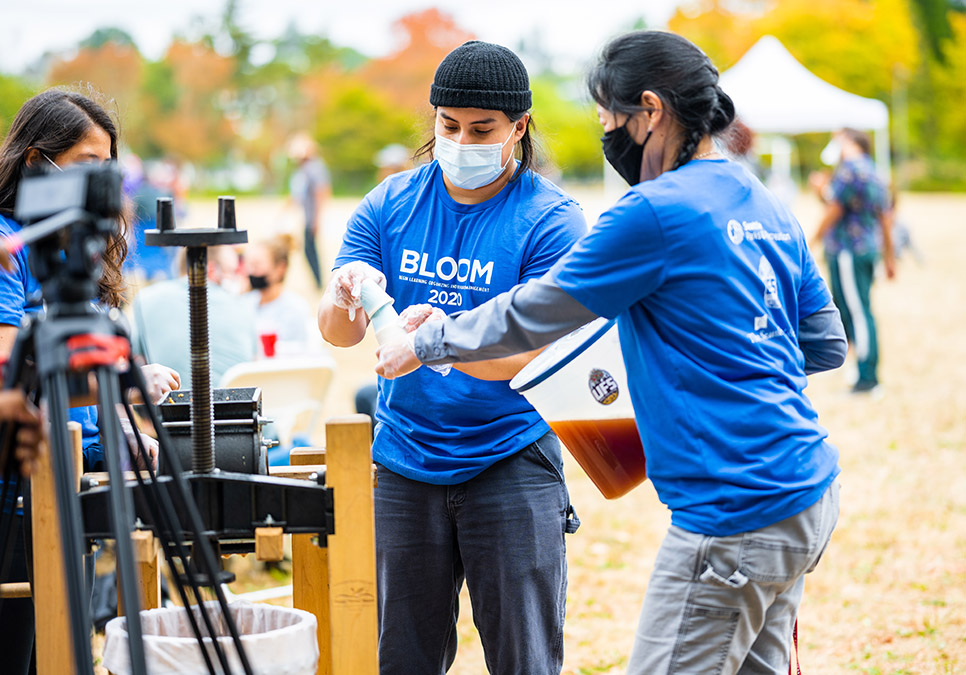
[758, 256, 782, 309]
[727, 219, 744, 244]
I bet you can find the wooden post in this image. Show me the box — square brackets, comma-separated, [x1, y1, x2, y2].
[133, 530, 161, 611]
[325, 415, 378, 675]
[291, 446, 332, 675]
[32, 421, 83, 675]
[119, 529, 160, 615]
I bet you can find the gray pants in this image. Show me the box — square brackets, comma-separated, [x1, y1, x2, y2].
[628, 480, 839, 674]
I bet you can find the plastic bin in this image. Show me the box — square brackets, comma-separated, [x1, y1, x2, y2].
[102, 601, 318, 675]
[510, 318, 647, 499]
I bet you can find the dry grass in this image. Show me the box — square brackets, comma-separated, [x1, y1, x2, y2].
[106, 189, 965, 674]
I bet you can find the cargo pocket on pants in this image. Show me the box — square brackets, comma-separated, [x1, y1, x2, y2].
[669, 603, 740, 673]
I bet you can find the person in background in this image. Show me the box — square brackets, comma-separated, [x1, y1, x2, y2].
[374, 143, 413, 182]
[319, 40, 586, 675]
[812, 127, 895, 394]
[288, 133, 331, 290]
[723, 118, 763, 180]
[0, 87, 179, 675]
[374, 31, 847, 674]
[120, 153, 176, 283]
[132, 246, 255, 390]
[244, 234, 315, 354]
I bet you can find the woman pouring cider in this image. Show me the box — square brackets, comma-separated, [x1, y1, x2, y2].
[318, 41, 586, 674]
[376, 31, 848, 674]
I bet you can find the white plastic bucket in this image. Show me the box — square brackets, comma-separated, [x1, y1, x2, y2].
[510, 318, 646, 499]
[102, 601, 319, 675]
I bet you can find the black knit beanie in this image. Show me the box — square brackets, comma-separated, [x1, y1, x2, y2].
[430, 41, 532, 112]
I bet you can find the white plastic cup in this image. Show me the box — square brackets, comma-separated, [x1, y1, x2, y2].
[510, 318, 646, 499]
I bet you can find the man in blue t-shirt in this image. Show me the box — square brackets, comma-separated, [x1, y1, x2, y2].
[319, 42, 586, 674]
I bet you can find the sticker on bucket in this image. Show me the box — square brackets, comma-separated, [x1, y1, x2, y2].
[588, 368, 619, 405]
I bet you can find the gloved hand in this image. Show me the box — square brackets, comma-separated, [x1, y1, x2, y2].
[141, 363, 181, 404]
[398, 304, 446, 333]
[119, 413, 159, 471]
[375, 331, 422, 380]
[398, 304, 450, 376]
[327, 261, 387, 322]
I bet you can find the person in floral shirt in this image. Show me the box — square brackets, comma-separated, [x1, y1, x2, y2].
[813, 128, 895, 393]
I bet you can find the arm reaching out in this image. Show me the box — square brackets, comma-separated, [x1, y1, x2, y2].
[376, 275, 598, 379]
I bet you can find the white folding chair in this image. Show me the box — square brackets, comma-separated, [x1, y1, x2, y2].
[218, 354, 336, 448]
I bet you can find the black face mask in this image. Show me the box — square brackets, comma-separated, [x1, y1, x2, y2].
[602, 125, 651, 186]
[248, 274, 269, 290]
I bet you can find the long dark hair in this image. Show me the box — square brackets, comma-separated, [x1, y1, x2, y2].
[413, 109, 539, 181]
[0, 88, 127, 307]
[588, 31, 735, 171]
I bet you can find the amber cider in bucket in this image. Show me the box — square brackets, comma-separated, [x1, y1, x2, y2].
[548, 418, 646, 499]
[510, 318, 647, 499]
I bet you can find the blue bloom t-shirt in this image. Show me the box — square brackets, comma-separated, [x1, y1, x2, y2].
[0, 213, 103, 472]
[551, 160, 840, 536]
[335, 162, 587, 484]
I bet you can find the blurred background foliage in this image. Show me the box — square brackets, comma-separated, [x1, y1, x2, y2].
[0, 0, 963, 194]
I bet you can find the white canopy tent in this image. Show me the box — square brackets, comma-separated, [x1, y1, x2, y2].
[719, 35, 891, 182]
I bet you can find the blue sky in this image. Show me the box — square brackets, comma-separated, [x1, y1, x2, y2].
[0, 1, 681, 73]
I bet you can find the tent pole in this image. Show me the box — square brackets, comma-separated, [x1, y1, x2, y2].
[874, 126, 892, 186]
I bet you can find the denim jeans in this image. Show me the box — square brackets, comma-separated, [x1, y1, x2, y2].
[373, 432, 579, 675]
[628, 480, 840, 674]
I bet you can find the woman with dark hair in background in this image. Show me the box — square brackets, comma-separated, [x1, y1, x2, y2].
[319, 41, 586, 674]
[0, 88, 179, 674]
[376, 31, 848, 673]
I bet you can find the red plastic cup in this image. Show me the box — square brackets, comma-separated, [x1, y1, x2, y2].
[259, 332, 278, 358]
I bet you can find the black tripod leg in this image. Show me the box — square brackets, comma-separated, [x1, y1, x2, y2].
[116, 399, 221, 674]
[44, 371, 95, 675]
[125, 366, 254, 675]
[95, 367, 148, 675]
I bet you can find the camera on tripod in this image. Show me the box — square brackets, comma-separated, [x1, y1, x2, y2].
[15, 161, 122, 224]
[12, 162, 123, 307]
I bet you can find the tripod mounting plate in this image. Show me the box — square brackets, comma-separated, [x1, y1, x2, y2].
[144, 228, 248, 247]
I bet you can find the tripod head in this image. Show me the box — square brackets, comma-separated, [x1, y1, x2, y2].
[12, 162, 122, 312]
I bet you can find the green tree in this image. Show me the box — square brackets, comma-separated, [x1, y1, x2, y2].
[79, 27, 138, 50]
[530, 77, 603, 180]
[311, 76, 420, 193]
[0, 74, 35, 138]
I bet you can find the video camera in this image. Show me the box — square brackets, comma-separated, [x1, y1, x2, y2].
[11, 162, 123, 306]
[14, 161, 122, 224]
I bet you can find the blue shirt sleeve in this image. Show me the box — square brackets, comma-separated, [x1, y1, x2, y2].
[0, 242, 30, 327]
[549, 190, 666, 319]
[333, 184, 385, 271]
[519, 201, 587, 282]
[798, 243, 832, 320]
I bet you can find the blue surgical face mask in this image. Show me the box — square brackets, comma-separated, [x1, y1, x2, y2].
[42, 153, 63, 172]
[434, 125, 516, 190]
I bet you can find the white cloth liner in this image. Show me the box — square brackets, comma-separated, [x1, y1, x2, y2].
[102, 601, 318, 675]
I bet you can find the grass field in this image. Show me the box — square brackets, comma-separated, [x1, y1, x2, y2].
[110, 188, 966, 674]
